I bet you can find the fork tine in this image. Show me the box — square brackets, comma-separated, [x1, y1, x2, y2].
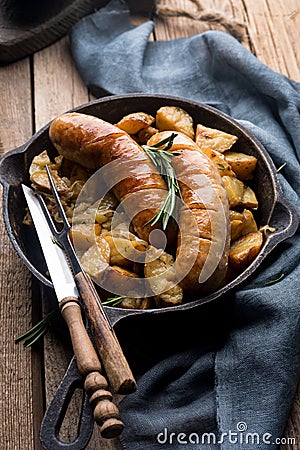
[45, 165, 70, 230]
[36, 193, 59, 237]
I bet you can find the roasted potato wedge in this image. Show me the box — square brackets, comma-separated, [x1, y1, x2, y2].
[29, 151, 69, 193]
[30, 170, 69, 193]
[229, 210, 246, 241]
[224, 151, 257, 180]
[196, 124, 238, 152]
[241, 186, 259, 209]
[229, 231, 263, 271]
[29, 150, 52, 175]
[80, 235, 110, 282]
[229, 209, 258, 241]
[222, 176, 245, 208]
[201, 148, 236, 177]
[144, 250, 183, 307]
[137, 125, 159, 144]
[105, 265, 145, 298]
[156, 106, 195, 139]
[120, 297, 152, 309]
[70, 223, 101, 252]
[103, 236, 147, 267]
[116, 112, 155, 134]
[242, 209, 258, 234]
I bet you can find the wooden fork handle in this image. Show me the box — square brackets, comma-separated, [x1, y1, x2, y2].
[60, 297, 123, 439]
[74, 271, 137, 395]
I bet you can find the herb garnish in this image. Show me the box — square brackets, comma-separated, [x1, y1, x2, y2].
[217, 163, 226, 170]
[276, 162, 287, 173]
[102, 296, 124, 307]
[264, 273, 285, 286]
[15, 310, 55, 347]
[142, 133, 183, 230]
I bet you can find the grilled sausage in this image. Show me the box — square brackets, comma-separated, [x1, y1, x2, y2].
[147, 131, 230, 293]
[49, 113, 176, 244]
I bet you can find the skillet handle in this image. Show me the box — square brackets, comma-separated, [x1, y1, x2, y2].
[0, 144, 28, 187]
[263, 196, 299, 255]
[40, 356, 94, 450]
[41, 308, 144, 449]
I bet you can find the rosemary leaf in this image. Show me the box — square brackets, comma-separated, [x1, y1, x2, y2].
[15, 310, 55, 346]
[276, 162, 287, 173]
[264, 273, 285, 286]
[24, 327, 49, 348]
[217, 163, 226, 170]
[103, 296, 124, 307]
[142, 133, 182, 230]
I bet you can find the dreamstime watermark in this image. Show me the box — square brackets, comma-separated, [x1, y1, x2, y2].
[156, 423, 296, 446]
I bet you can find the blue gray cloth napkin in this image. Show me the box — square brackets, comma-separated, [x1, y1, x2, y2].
[70, 1, 300, 448]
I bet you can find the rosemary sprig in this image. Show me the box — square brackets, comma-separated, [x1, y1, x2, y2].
[264, 273, 285, 286]
[102, 296, 124, 307]
[15, 310, 55, 347]
[276, 162, 287, 173]
[142, 133, 182, 230]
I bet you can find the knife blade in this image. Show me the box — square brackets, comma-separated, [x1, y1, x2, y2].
[22, 184, 78, 300]
[22, 184, 124, 438]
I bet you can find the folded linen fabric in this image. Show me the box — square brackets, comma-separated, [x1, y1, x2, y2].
[70, 1, 300, 448]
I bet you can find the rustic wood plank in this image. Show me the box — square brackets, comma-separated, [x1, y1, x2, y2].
[33, 36, 89, 130]
[154, 0, 248, 43]
[236, 0, 300, 81]
[0, 58, 38, 450]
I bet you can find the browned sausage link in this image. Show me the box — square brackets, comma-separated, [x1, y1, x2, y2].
[147, 132, 230, 294]
[49, 113, 176, 244]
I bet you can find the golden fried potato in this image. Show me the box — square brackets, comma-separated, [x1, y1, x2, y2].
[105, 265, 145, 298]
[103, 236, 147, 267]
[229, 210, 246, 241]
[80, 235, 110, 282]
[242, 209, 258, 234]
[229, 231, 263, 271]
[144, 250, 183, 307]
[120, 297, 152, 309]
[30, 170, 69, 193]
[29, 150, 51, 175]
[222, 176, 245, 208]
[116, 112, 155, 134]
[241, 186, 258, 209]
[229, 209, 258, 241]
[201, 148, 236, 177]
[196, 124, 238, 152]
[224, 151, 257, 180]
[29, 150, 69, 193]
[70, 223, 101, 252]
[156, 106, 195, 139]
[137, 126, 159, 144]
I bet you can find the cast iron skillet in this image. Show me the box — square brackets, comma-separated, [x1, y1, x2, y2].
[0, 94, 298, 449]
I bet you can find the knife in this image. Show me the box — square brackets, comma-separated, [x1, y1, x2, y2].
[22, 184, 123, 439]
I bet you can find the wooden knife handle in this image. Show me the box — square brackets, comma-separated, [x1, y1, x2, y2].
[60, 297, 124, 439]
[74, 271, 137, 395]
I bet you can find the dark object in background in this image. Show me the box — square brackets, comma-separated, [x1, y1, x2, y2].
[0, 0, 110, 63]
[0, 0, 156, 64]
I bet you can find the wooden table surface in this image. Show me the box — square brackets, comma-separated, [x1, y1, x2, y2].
[0, 1, 299, 449]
